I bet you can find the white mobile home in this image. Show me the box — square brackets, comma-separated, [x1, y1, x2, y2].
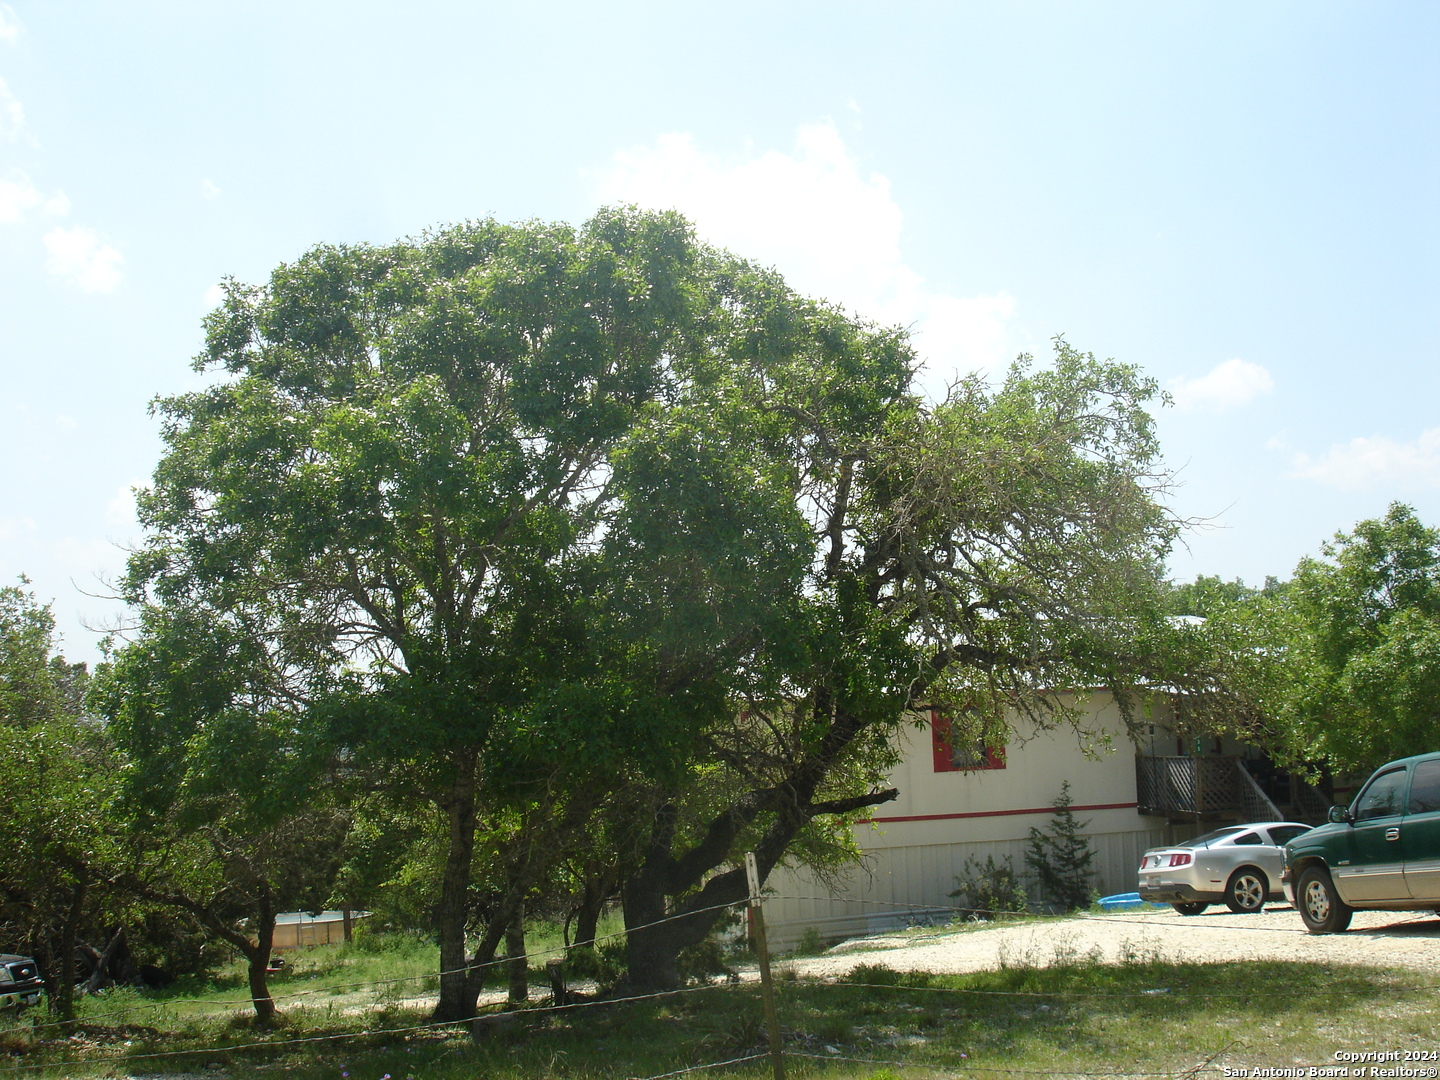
[761, 692, 1276, 947]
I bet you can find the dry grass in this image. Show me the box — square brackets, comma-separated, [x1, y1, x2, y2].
[0, 929, 1427, 1078]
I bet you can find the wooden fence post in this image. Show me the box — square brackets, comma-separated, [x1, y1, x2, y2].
[745, 851, 785, 1080]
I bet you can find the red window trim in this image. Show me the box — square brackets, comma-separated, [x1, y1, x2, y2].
[930, 708, 1006, 773]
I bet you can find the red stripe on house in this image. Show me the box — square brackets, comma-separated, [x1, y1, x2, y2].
[861, 801, 1138, 824]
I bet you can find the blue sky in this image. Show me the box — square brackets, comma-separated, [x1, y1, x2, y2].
[2, 2, 1437, 664]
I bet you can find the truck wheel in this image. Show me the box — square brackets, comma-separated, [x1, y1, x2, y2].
[1171, 902, 1207, 915]
[1297, 865, 1353, 933]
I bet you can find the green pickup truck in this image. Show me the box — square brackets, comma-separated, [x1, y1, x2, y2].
[1283, 751, 1440, 933]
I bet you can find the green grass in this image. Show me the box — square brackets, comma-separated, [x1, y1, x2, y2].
[0, 925, 1431, 1078]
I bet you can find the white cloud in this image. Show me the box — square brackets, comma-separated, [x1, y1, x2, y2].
[202, 281, 225, 308]
[0, 515, 36, 542]
[1169, 358, 1274, 412]
[0, 172, 68, 224]
[104, 482, 142, 527]
[201, 177, 221, 199]
[43, 225, 124, 293]
[1286, 428, 1440, 491]
[0, 75, 24, 139]
[0, 5, 18, 45]
[0, 172, 40, 223]
[590, 123, 1020, 391]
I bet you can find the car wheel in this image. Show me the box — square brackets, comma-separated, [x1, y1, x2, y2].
[1297, 865, 1353, 933]
[1171, 902, 1207, 915]
[1224, 868, 1267, 913]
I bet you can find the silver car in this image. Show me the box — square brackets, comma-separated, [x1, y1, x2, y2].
[1137, 822, 1313, 915]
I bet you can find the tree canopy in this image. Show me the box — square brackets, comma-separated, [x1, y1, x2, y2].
[0, 581, 126, 1018]
[106, 206, 1186, 1008]
[1253, 503, 1440, 771]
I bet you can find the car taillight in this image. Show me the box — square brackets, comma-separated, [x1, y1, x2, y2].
[1168, 853, 1192, 867]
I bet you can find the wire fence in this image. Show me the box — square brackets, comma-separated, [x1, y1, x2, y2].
[0, 897, 748, 1032]
[1, 890, 1431, 1078]
[29, 887, 1405, 1031]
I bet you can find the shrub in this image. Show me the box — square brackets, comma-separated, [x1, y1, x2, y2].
[564, 939, 626, 989]
[676, 935, 735, 984]
[791, 927, 826, 956]
[848, 962, 901, 986]
[1025, 781, 1097, 912]
[948, 853, 1029, 919]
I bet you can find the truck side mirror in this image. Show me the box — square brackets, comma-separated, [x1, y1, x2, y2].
[1327, 805, 1353, 825]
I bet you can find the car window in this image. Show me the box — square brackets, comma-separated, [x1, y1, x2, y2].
[1232, 832, 1262, 845]
[1185, 827, 1246, 846]
[1266, 825, 1311, 845]
[1409, 760, 1440, 814]
[1354, 768, 1408, 822]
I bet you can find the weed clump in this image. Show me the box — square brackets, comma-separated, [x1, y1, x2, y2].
[949, 853, 1029, 920]
[791, 927, 827, 956]
[848, 962, 902, 987]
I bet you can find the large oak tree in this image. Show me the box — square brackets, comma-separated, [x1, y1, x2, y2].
[113, 206, 1182, 1012]
[602, 344, 1184, 988]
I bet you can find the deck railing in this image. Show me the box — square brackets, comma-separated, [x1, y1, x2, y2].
[1236, 762, 1284, 822]
[1135, 755, 1246, 819]
[1136, 754, 1333, 823]
[1290, 776, 1333, 823]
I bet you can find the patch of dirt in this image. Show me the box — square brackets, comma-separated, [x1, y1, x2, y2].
[785, 906, 1440, 977]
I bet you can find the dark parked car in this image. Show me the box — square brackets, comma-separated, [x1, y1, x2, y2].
[0, 955, 43, 1008]
[1138, 821, 1314, 914]
[1283, 751, 1440, 933]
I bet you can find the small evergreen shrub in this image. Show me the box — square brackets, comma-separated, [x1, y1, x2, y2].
[1025, 781, 1097, 912]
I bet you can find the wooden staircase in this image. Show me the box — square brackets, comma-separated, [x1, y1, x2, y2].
[1135, 755, 1330, 825]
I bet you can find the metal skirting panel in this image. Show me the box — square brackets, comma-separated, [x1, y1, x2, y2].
[761, 824, 1170, 951]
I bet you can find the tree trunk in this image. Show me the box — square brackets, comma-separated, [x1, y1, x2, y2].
[193, 889, 279, 1022]
[50, 881, 87, 1021]
[619, 724, 900, 992]
[82, 927, 128, 995]
[243, 888, 277, 1023]
[111, 871, 281, 1021]
[505, 904, 527, 1005]
[458, 891, 524, 1005]
[620, 860, 682, 992]
[572, 866, 615, 949]
[431, 775, 604, 1018]
[432, 746, 480, 1022]
[454, 795, 595, 1009]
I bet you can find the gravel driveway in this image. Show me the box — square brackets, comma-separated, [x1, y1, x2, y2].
[784, 905, 1440, 977]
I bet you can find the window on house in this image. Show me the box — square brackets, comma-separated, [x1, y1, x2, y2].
[930, 709, 1006, 773]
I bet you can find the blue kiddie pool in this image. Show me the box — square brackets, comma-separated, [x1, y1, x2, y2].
[1097, 892, 1169, 912]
